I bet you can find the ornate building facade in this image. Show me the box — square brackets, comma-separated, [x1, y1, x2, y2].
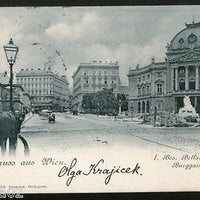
[72, 61, 121, 109]
[128, 21, 200, 115]
[16, 67, 69, 112]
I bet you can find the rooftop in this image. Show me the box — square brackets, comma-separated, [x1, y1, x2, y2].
[73, 60, 119, 77]
[80, 60, 119, 66]
[128, 60, 166, 76]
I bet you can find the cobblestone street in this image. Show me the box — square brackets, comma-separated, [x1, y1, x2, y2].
[19, 113, 200, 155]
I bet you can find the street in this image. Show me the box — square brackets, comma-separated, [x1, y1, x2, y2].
[18, 113, 200, 155]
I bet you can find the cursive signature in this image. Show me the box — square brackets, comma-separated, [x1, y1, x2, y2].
[58, 158, 142, 186]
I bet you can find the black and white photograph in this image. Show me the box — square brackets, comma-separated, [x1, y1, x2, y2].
[0, 6, 200, 194]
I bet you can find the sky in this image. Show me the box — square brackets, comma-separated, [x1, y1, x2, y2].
[0, 6, 200, 87]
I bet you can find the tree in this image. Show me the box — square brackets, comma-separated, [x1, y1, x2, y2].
[116, 93, 128, 112]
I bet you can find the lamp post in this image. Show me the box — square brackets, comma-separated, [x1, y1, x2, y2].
[97, 102, 99, 117]
[130, 101, 134, 121]
[119, 99, 122, 116]
[3, 38, 19, 112]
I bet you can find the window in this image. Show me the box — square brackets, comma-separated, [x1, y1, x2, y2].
[147, 85, 150, 94]
[142, 86, 145, 95]
[143, 76, 145, 81]
[138, 88, 141, 96]
[98, 71, 101, 75]
[157, 101, 163, 110]
[138, 102, 141, 113]
[156, 83, 163, 94]
[104, 80, 107, 84]
[104, 71, 107, 75]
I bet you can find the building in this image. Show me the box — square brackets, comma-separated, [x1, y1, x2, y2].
[128, 21, 200, 115]
[3, 84, 31, 113]
[0, 83, 9, 112]
[16, 67, 69, 112]
[72, 61, 121, 109]
[118, 85, 129, 95]
[0, 72, 31, 112]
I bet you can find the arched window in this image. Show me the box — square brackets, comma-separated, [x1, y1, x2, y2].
[179, 38, 185, 49]
[138, 102, 141, 113]
[146, 101, 150, 113]
[142, 101, 145, 113]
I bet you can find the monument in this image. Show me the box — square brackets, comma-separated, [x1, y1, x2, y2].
[178, 95, 199, 122]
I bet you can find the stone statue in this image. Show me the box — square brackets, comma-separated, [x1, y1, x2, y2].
[178, 95, 198, 122]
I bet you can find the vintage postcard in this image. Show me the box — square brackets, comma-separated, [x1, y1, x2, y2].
[0, 6, 200, 196]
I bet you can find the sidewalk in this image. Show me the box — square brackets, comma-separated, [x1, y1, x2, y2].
[78, 113, 143, 123]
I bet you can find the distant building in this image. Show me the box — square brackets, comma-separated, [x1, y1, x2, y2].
[72, 61, 121, 109]
[0, 72, 31, 112]
[128, 21, 200, 115]
[118, 85, 129, 95]
[3, 84, 31, 113]
[0, 83, 9, 112]
[16, 67, 69, 112]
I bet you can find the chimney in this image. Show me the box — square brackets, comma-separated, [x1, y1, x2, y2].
[152, 57, 155, 64]
[136, 64, 139, 69]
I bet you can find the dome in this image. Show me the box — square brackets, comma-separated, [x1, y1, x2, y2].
[169, 22, 200, 50]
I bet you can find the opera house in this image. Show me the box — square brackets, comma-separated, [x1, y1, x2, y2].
[128, 21, 200, 115]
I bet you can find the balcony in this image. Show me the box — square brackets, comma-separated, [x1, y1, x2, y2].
[172, 89, 200, 95]
[155, 92, 164, 96]
[138, 93, 151, 98]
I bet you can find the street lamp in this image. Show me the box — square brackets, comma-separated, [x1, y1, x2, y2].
[130, 101, 134, 121]
[97, 102, 99, 117]
[4, 38, 19, 112]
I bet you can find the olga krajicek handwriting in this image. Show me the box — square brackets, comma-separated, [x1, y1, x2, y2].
[58, 158, 142, 186]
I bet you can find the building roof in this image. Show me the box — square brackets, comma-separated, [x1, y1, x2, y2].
[16, 67, 69, 84]
[128, 60, 166, 76]
[73, 61, 119, 78]
[169, 21, 200, 51]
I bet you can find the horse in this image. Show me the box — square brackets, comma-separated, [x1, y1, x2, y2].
[0, 111, 22, 156]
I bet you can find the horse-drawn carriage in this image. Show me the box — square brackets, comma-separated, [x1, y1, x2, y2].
[48, 112, 55, 123]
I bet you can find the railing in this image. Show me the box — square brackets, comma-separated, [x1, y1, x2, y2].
[172, 89, 200, 94]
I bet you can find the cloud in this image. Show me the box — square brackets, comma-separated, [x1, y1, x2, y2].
[0, 6, 200, 86]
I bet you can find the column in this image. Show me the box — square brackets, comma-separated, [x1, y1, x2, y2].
[185, 65, 189, 90]
[171, 68, 174, 91]
[195, 96, 197, 110]
[175, 67, 178, 91]
[195, 65, 199, 90]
